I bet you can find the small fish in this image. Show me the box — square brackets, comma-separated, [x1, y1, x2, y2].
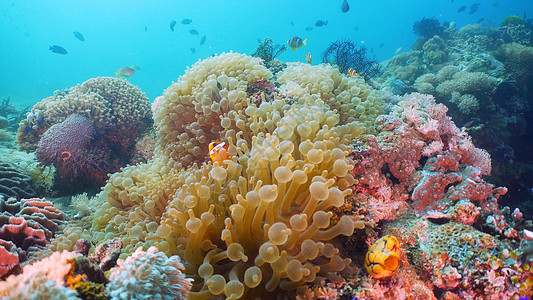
[144, 26, 147, 32]
[305, 27, 313, 31]
[305, 51, 312, 64]
[394, 47, 403, 55]
[170, 20, 176, 31]
[469, 3, 480, 15]
[73, 31, 84, 41]
[209, 141, 229, 166]
[287, 36, 306, 51]
[114, 65, 139, 78]
[349, 68, 359, 77]
[492, 2, 499, 7]
[315, 20, 328, 27]
[189, 29, 199, 35]
[341, 0, 350, 13]
[200, 35, 206, 45]
[457, 5, 466, 12]
[49, 45, 67, 54]
[379, 43, 384, 48]
[353, 26, 359, 31]
[477, 18, 485, 23]
[191, 48, 196, 54]
[181, 18, 192, 25]
[290, 21, 294, 26]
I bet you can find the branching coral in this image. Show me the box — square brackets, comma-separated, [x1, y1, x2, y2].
[88, 52, 383, 298]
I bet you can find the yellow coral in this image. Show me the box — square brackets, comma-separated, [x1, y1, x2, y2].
[365, 235, 400, 279]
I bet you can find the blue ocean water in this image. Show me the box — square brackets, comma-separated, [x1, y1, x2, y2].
[0, 0, 531, 107]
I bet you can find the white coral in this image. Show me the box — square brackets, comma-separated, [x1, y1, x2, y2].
[107, 246, 192, 300]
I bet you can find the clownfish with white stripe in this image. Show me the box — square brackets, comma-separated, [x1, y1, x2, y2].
[209, 141, 229, 165]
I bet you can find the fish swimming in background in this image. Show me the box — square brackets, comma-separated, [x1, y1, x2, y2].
[315, 20, 328, 27]
[287, 36, 306, 51]
[114, 65, 139, 78]
[492, 2, 500, 7]
[457, 5, 466, 12]
[469, 3, 480, 15]
[349, 68, 359, 77]
[189, 29, 199, 35]
[144, 26, 147, 32]
[49, 45, 67, 54]
[209, 141, 229, 166]
[305, 51, 312, 64]
[379, 43, 385, 48]
[341, 0, 350, 13]
[181, 18, 192, 25]
[290, 21, 294, 26]
[305, 27, 313, 31]
[191, 48, 196, 54]
[170, 20, 176, 31]
[200, 35, 206, 45]
[353, 26, 359, 31]
[73, 31, 84, 41]
[477, 18, 485, 23]
[394, 47, 403, 55]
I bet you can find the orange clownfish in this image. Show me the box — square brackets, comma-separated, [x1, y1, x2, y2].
[209, 141, 229, 165]
[348, 68, 359, 77]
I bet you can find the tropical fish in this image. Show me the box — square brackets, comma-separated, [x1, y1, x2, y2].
[200, 35, 206, 45]
[305, 51, 312, 64]
[341, 0, 350, 13]
[170, 20, 176, 31]
[457, 5, 466, 12]
[349, 68, 359, 77]
[394, 47, 403, 55]
[287, 36, 306, 51]
[305, 27, 313, 31]
[209, 141, 229, 165]
[315, 20, 328, 27]
[181, 18, 192, 25]
[73, 31, 84, 41]
[189, 29, 199, 35]
[49, 45, 67, 54]
[191, 48, 196, 54]
[469, 3, 480, 14]
[114, 65, 139, 78]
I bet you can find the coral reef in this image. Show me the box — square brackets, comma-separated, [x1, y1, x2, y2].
[322, 39, 381, 79]
[89, 52, 383, 298]
[251, 38, 287, 75]
[0, 161, 38, 200]
[107, 246, 192, 299]
[378, 20, 533, 218]
[0, 197, 65, 277]
[412, 17, 446, 39]
[16, 77, 153, 188]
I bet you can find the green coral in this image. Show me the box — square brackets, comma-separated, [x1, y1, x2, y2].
[501, 15, 525, 27]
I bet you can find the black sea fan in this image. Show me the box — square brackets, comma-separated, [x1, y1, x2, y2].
[321, 39, 381, 79]
[413, 17, 445, 39]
